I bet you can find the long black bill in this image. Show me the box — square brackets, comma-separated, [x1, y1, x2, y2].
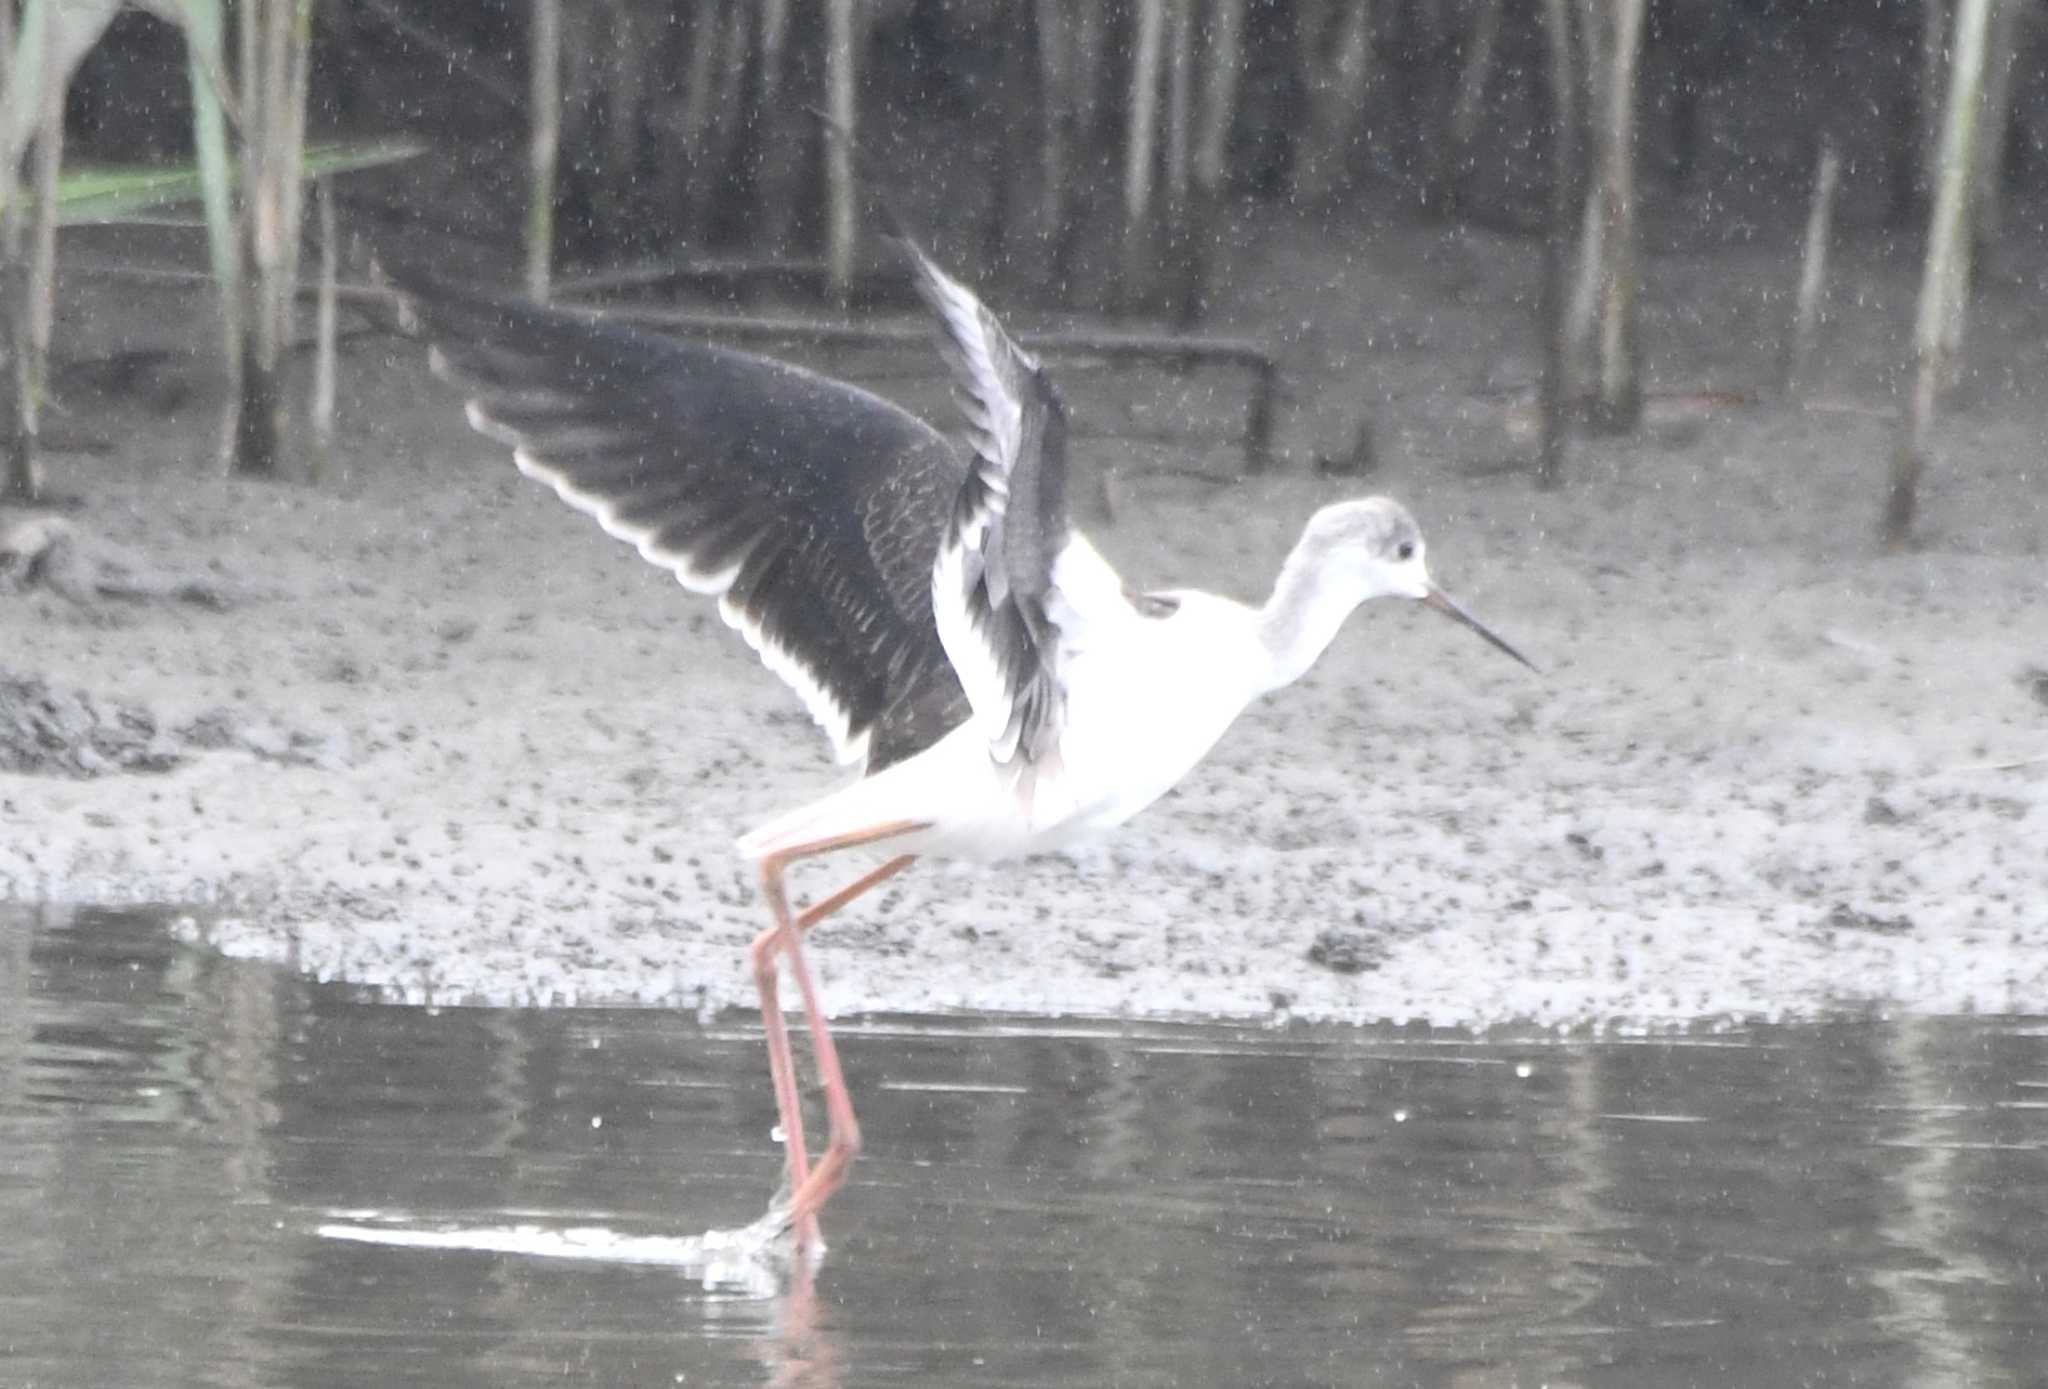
[1422, 588, 1539, 673]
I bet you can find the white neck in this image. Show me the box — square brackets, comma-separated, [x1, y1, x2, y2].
[1255, 541, 1362, 694]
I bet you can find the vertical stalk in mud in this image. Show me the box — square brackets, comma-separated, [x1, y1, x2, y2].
[824, 0, 857, 306]
[1164, 0, 1190, 226]
[750, 0, 803, 255]
[15, 2, 66, 504]
[1181, 0, 1246, 327]
[0, 0, 27, 503]
[1161, 0, 1192, 321]
[1562, 0, 1601, 392]
[1122, 0, 1165, 309]
[0, 0, 13, 235]
[310, 175, 337, 474]
[1888, 0, 1995, 549]
[1537, 0, 1579, 490]
[232, 0, 314, 478]
[1782, 139, 1840, 399]
[1969, 0, 2022, 258]
[277, 0, 311, 341]
[1589, 0, 1644, 432]
[182, 0, 240, 470]
[527, 0, 560, 302]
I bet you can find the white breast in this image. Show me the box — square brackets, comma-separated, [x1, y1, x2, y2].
[737, 541, 1269, 866]
[1047, 588, 1265, 838]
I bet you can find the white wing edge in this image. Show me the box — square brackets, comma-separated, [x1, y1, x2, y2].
[459, 394, 872, 769]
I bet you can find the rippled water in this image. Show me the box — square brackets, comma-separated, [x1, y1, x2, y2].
[3, 904, 2044, 1387]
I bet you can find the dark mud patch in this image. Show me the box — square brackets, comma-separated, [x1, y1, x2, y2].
[0, 670, 339, 778]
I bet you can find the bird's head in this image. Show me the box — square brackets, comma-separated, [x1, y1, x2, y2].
[1302, 496, 1432, 600]
[1305, 497, 1537, 671]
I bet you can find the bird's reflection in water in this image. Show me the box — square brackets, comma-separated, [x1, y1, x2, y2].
[755, 1258, 842, 1389]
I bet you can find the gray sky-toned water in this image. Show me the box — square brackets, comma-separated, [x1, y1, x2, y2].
[4, 903, 2045, 1388]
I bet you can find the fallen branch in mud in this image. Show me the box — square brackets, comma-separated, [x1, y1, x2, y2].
[0, 669, 184, 777]
[1, 512, 238, 609]
[0, 668, 337, 779]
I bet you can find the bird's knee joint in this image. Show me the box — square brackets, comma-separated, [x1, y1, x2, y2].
[749, 933, 781, 988]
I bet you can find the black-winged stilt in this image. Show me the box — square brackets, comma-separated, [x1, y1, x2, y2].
[403, 234, 1533, 1253]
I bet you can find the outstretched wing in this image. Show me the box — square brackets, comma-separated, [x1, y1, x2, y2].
[899, 239, 1073, 766]
[402, 276, 972, 772]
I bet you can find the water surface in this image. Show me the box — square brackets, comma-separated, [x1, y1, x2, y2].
[3, 905, 2044, 1387]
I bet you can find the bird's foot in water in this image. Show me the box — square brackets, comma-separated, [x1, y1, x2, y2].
[761, 1178, 828, 1265]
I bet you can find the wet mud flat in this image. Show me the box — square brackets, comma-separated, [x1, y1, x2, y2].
[4, 904, 2045, 1388]
[4, 211, 2045, 1029]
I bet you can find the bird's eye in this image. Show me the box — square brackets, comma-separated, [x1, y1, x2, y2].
[1396, 541, 1416, 561]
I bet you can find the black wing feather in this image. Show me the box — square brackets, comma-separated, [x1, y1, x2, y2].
[401, 274, 972, 771]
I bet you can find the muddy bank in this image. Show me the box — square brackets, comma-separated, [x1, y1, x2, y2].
[4, 208, 2045, 1027]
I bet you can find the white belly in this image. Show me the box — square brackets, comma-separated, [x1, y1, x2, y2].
[910, 590, 1263, 860]
[737, 591, 1267, 864]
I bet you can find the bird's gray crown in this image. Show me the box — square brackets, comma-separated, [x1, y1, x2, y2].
[1302, 496, 1424, 563]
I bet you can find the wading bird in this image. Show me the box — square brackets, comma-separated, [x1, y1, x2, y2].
[405, 235, 1533, 1253]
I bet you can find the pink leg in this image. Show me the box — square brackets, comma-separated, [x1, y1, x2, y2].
[749, 922, 813, 1210]
[749, 854, 916, 1220]
[792, 852, 919, 935]
[750, 825, 922, 1250]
